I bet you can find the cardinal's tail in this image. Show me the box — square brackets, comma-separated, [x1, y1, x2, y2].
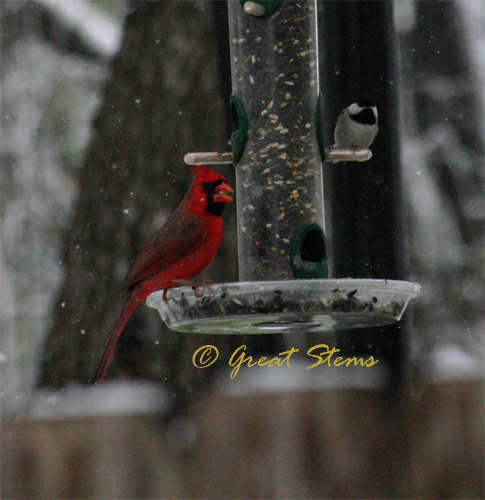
[91, 291, 145, 385]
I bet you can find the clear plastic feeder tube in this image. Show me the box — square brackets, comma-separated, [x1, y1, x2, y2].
[229, 0, 324, 281]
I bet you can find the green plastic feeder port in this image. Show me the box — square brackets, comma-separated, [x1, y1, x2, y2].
[290, 223, 328, 279]
[230, 94, 248, 165]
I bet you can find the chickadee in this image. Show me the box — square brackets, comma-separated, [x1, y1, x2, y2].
[333, 95, 378, 149]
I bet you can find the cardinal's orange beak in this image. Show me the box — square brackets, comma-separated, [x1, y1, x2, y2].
[213, 181, 234, 203]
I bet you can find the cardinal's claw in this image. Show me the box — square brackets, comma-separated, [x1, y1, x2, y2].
[163, 289, 171, 302]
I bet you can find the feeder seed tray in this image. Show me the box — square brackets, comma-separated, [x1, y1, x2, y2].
[147, 279, 421, 334]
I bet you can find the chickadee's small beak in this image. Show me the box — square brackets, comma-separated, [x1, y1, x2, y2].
[213, 181, 234, 203]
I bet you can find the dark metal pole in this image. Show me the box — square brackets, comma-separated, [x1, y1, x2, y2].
[320, 1, 410, 386]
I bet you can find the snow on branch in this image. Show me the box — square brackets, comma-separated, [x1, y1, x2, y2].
[35, 0, 122, 58]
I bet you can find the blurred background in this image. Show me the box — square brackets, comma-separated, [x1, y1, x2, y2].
[1, 0, 483, 498]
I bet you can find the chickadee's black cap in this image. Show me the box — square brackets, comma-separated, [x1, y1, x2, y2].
[357, 95, 375, 108]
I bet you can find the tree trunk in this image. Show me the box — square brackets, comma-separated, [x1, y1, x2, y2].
[37, 1, 237, 388]
[402, 0, 484, 350]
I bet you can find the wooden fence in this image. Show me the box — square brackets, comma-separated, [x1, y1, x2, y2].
[2, 370, 483, 499]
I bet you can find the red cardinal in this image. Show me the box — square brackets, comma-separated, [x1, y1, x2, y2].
[92, 166, 233, 384]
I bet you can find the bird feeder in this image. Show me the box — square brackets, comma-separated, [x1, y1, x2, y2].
[147, 0, 420, 333]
